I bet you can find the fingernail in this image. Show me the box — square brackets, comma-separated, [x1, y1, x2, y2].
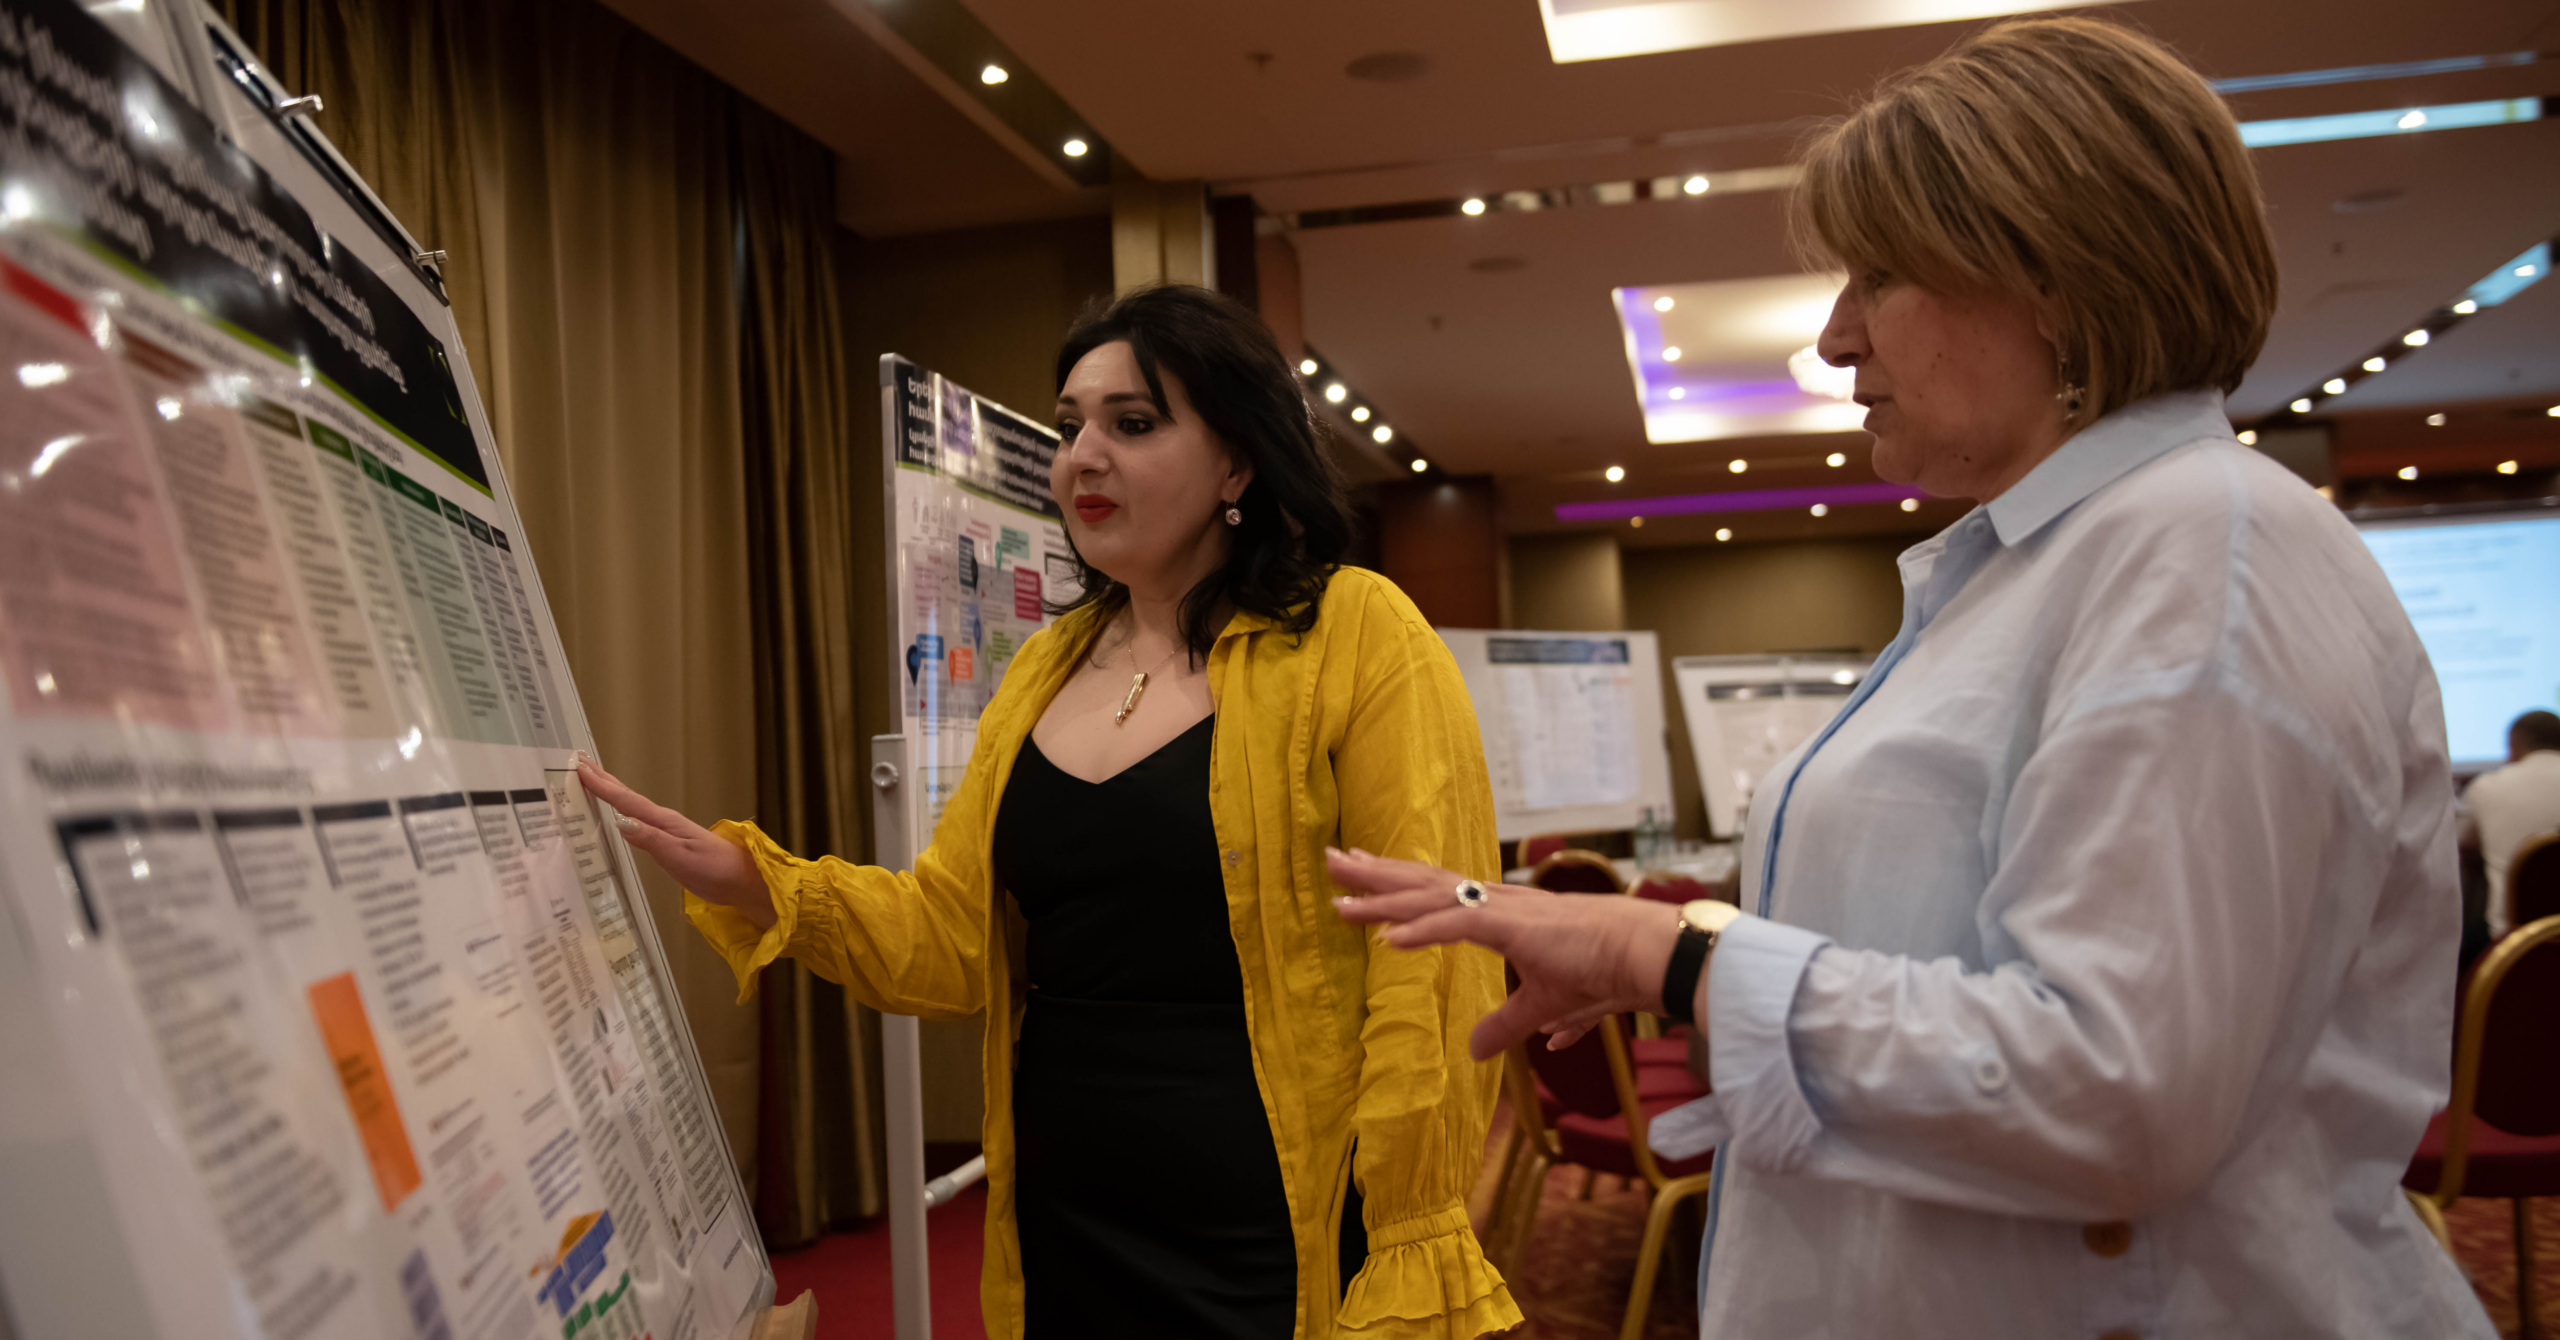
[611, 813, 639, 832]
[1332, 895, 1359, 907]
[1324, 846, 1344, 859]
[1348, 847, 1372, 859]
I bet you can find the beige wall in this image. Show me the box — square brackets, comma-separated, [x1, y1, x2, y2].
[1507, 532, 1626, 632]
[840, 213, 1115, 1143]
[1501, 533, 1912, 837]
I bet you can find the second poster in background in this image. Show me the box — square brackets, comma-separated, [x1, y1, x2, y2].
[882, 356, 1075, 850]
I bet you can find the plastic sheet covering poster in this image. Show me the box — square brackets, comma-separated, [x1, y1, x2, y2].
[0, 2, 764, 1337]
[1670, 654, 1867, 838]
[880, 355, 1075, 849]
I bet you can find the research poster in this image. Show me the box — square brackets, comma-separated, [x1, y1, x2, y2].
[1438, 629, 1674, 841]
[0, 2, 762, 1338]
[880, 355, 1076, 850]
[1670, 655, 1865, 837]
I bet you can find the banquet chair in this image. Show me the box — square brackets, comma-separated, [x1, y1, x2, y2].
[1528, 848, 1624, 894]
[1519, 831, 1610, 868]
[2405, 914, 2560, 1339]
[1503, 1017, 1713, 1340]
[2510, 832, 2560, 930]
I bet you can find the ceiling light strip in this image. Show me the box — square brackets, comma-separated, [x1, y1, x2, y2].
[1285, 166, 1799, 231]
[2235, 96, 2545, 149]
[2209, 51, 2537, 95]
[2259, 238, 2552, 424]
[1297, 345, 1425, 473]
[1558, 482, 1922, 523]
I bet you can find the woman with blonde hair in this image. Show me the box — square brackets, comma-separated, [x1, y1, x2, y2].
[585, 285, 1518, 1338]
[1332, 18, 2492, 1337]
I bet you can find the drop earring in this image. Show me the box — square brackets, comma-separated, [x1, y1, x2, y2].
[2055, 347, 2086, 421]
[1224, 502, 1243, 525]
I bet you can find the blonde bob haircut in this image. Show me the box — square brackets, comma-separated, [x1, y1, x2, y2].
[1795, 18, 2279, 422]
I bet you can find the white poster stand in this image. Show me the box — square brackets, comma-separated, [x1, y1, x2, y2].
[1436, 628, 1675, 843]
[1670, 654, 1868, 838]
[0, 3, 770, 1337]
[873, 355, 1073, 1340]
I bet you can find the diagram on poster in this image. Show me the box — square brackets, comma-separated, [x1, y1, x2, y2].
[880, 356, 1075, 851]
[0, 2, 766, 1338]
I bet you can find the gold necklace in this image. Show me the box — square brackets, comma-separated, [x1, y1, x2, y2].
[1109, 636, 1186, 726]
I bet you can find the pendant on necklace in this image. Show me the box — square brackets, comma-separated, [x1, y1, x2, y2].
[1115, 672, 1148, 726]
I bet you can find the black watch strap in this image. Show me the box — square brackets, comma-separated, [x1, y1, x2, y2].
[1661, 926, 1713, 1025]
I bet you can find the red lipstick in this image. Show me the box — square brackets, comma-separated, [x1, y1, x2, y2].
[1074, 493, 1118, 524]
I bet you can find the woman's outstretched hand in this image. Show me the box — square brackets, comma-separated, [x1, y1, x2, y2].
[577, 759, 777, 930]
[1326, 847, 1682, 1062]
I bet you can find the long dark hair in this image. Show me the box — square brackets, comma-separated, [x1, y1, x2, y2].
[1050, 284, 1353, 661]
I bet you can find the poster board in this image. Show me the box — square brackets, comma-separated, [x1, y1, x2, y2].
[877, 355, 1076, 860]
[1671, 654, 1867, 838]
[0, 3, 769, 1338]
[1437, 628, 1674, 843]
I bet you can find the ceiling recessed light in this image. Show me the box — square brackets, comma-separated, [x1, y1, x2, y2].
[1460, 198, 1486, 216]
[2397, 465, 2419, 480]
[1604, 465, 1625, 483]
[2548, 405, 2560, 417]
[2238, 430, 2258, 445]
[1325, 383, 1347, 403]
[2291, 398, 2314, 413]
[1825, 452, 1846, 467]
[2324, 377, 2348, 395]
[1809, 503, 1828, 517]
[1351, 406, 1370, 422]
[2497, 460, 2519, 474]
[1652, 296, 1674, 312]
[2403, 329, 2430, 347]
[1408, 458, 1427, 473]
[1715, 527, 1732, 542]
[2362, 357, 2386, 373]
[2426, 412, 2447, 426]
[1727, 458, 1747, 474]
[1062, 138, 1090, 157]
[2396, 108, 2426, 129]
[1899, 498, 1919, 512]
[1372, 425, 1393, 443]
[2453, 299, 2479, 314]
[1629, 516, 1645, 528]
[1682, 175, 1709, 195]
[1299, 358, 1318, 375]
[1668, 387, 1685, 400]
[1661, 346, 1682, 361]
[980, 64, 1009, 85]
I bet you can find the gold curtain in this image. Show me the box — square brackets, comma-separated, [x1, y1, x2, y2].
[214, 0, 884, 1240]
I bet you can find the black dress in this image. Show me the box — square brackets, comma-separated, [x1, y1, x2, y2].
[991, 715, 1361, 1339]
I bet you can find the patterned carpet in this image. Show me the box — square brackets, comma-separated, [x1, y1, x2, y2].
[1474, 1101, 2555, 1339]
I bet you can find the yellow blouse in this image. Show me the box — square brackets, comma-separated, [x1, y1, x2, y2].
[686, 567, 1520, 1339]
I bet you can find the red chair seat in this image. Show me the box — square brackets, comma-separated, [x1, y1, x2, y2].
[1555, 1094, 1716, 1180]
[2404, 1108, 2560, 1200]
[1629, 1034, 1690, 1067]
[1634, 1062, 1708, 1104]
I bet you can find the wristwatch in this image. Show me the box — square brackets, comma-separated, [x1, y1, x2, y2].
[1661, 898, 1742, 1025]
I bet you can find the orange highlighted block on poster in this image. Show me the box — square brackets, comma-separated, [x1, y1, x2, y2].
[308, 972, 421, 1211]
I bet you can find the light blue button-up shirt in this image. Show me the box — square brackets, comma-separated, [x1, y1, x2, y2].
[1652, 390, 2491, 1337]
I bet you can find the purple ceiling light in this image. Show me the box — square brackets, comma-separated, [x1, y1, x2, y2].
[1558, 482, 1927, 522]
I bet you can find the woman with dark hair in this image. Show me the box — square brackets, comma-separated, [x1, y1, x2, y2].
[581, 285, 1520, 1339]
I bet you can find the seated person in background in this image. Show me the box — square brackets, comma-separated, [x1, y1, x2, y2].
[2460, 708, 2560, 938]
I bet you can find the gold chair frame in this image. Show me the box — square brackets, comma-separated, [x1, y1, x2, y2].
[1478, 1016, 1714, 1340]
[2420, 914, 2560, 1338]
